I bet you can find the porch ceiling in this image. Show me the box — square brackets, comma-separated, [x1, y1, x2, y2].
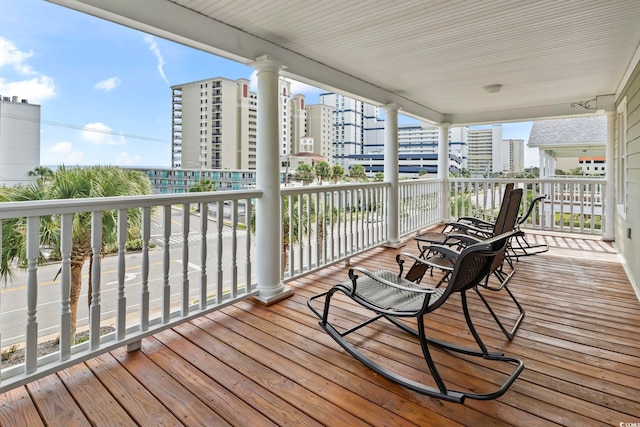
[50, 0, 640, 124]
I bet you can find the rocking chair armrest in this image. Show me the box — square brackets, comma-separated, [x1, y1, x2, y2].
[349, 267, 437, 295]
[457, 216, 494, 229]
[420, 243, 461, 260]
[396, 252, 431, 266]
[446, 233, 484, 246]
[445, 222, 492, 238]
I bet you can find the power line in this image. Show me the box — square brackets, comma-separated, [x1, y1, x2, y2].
[0, 112, 170, 143]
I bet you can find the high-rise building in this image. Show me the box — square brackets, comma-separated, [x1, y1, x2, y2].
[305, 103, 334, 160]
[503, 139, 525, 173]
[467, 125, 503, 176]
[171, 77, 295, 171]
[0, 96, 40, 186]
[319, 93, 380, 169]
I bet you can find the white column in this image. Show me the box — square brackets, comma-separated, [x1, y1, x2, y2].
[252, 55, 292, 305]
[603, 110, 615, 241]
[438, 124, 450, 222]
[384, 104, 402, 248]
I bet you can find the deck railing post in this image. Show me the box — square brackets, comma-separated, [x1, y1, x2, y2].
[252, 55, 292, 304]
[384, 103, 402, 247]
[438, 124, 450, 222]
[603, 110, 615, 241]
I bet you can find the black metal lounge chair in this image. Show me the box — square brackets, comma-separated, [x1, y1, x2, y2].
[509, 195, 549, 258]
[307, 230, 524, 404]
[415, 188, 525, 340]
[413, 183, 515, 255]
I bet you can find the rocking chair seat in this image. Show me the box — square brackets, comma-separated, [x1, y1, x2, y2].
[337, 268, 447, 315]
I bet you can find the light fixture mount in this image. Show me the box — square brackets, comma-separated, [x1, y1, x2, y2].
[483, 84, 502, 94]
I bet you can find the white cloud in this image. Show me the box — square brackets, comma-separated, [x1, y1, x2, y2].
[0, 37, 35, 75]
[94, 77, 122, 92]
[0, 36, 56, 103]
[143, 35, 169, 85]
[81, 122, 126, 145]
[0, 76, 56, 104]
[43, 141, 84, 165]
[114, 151, 141, 166]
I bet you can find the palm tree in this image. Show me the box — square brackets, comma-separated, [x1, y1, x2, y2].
[314, 161, 332, 184]
[1, 165, 152, 340]
[250, 194, 308, 272]
[331, 165, 345, 183]
[296, 163, 316, 185]
[28, 166, 54, 186]
[349, 164, 367, 182]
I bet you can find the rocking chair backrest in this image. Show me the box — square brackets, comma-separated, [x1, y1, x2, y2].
[489, 188, 522, 271]
[428, 230, 517, 312]
[491, 183, 516, 236]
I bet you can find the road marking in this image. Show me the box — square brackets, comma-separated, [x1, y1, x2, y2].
[175, 260, 202, 271]
[105, 273, 137, 286]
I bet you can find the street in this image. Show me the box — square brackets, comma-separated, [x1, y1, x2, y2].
[0, 207, 256, 348]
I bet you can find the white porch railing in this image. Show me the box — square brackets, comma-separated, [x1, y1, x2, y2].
[399, 179, 442, 235]
[0, 190, 260, 393]
[281, 182, 390, 279]
[448, 178, 606, 234]
[0, 176, 606, 392]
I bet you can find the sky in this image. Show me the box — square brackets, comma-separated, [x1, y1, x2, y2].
[0, 0, 538, 168]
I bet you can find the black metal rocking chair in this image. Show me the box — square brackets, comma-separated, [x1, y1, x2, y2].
[414, 188, 525, 340]
[307, 230, 524, 404]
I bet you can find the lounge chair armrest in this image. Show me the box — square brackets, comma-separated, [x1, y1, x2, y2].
[422, 243, 461, 259]
[446, 233, 483, 246]
[457, 216, 494, 229]
[349, 267, 436, 295]
[445, 222, 492, 237]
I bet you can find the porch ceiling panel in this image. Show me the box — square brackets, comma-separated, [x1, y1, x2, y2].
[49, 0, 640, 124]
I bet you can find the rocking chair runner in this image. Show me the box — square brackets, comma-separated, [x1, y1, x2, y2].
[307, 230, 524, 404]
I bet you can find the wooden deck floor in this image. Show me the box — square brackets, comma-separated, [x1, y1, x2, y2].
[1, 230, 639, 426]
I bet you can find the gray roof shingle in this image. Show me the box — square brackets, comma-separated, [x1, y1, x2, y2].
[528, 116, 606, 147]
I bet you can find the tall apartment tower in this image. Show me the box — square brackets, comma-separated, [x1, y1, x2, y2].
[320, 93, 379, 169]
[467, 125, 503, 176]
[305, 103, 335, 160]
[171, 77, 258, 170]
[289, 94, 306, 154]
[0, 96, 40, 186]
[503, 139, 525, 173]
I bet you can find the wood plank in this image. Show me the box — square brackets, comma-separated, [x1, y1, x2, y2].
[26, 375, 91, 427]
[110, 346, 232, 427]
[57, 363, 136, 426]
[84, 352, 184, 426]
[0, 385, 44, 427]
[140, 335, 279, 427]
[154, 326, 325, 427]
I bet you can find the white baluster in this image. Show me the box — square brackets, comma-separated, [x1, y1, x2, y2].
[245, 197, 252, 294]
[90, 212, 102, 351]
[140, 207, 151, 332]
[116, 209, 127, 340]
[231, 200, 238, 298]
[181, 203, 190, 316]
[59, 214, 72, 359]
[162, 205, 171, 323]
[25, 217, 39, 374]
[199, 202, 208, 309]
[216, 200, 223, 304]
